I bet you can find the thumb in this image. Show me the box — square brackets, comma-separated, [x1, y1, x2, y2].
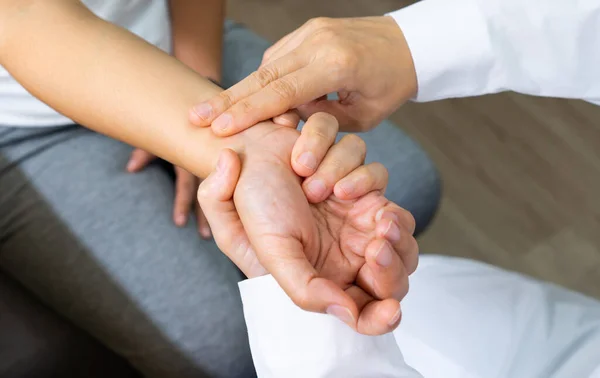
[250, 235, 360, 329]
[197, 149, 266, 278]
[126, 148, 156, 172]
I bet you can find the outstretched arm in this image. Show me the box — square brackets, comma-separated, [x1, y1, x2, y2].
[0, 0, 233, 178]
[0, 1, 415, 332]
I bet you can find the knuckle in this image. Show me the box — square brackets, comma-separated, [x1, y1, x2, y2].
[238, 98, 255, 113]
[329, 45, 356, 67]
[325, 157, 345, 176]
[400, 209, 417, 234]
[308, 17, 332, 30]
[396, 278, 410, 302]
[326, 47, 358, 80]
[268, 78, 297, 101]
[407, 239, 419, 274]
[262, 47, 274, 62]
[251, 67, 278, 88]
[217, 90, 236, 109]
[196, 184, 209, 201]
[306, 126, 332, 142]
[342, 134, 367, 155]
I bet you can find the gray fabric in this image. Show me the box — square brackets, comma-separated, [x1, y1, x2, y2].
[0, 271, 138, 378]
[0, 22, 440, 378]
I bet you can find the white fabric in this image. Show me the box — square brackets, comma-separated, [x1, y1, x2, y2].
[0, 0, 171, 127]
[240, 255, 600, 378]
[387, 0, 600, 105]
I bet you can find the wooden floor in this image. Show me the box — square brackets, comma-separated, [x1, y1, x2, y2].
[227, 0, 600, 298]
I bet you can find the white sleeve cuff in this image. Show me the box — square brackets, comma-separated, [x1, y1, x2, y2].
[239, 275, 422, 378]
[387, 0, 504, 102]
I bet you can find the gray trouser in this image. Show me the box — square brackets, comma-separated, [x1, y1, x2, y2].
[0, 22, 440, 378]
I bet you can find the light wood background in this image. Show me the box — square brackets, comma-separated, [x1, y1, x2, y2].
[227, 0, 600, 298]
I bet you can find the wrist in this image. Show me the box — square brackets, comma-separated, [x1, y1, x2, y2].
[238, 122, 300, 165]
[381, 16, 418, 101]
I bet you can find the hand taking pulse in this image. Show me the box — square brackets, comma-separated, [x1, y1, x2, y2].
[189, 17, 418, 134]
[198, 113, 418, 335]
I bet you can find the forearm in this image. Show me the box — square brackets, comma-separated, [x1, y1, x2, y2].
[0, 0, 249, 178]
[169, 0, 225, 81]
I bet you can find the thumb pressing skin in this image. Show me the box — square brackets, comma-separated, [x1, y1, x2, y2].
[197, 149, 266, 278]
[247, 233, 361, 330]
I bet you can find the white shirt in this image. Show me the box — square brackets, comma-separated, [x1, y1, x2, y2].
[239, 274, 423, 378]
[241, 2, 600, 375]
[240, 256, 600, 378]
[388, 0, 600, 105]
[0, 0, 171, 127]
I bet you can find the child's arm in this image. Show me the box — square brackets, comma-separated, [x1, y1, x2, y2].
[168, 0, 225, 82]
[0, 0, 233, 178]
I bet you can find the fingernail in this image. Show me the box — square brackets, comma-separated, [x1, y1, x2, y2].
[297, 151, 317, 170]
[388, 305, 402, 326]
[193, 103, 212, 120]
[384, 220, 401, 243]
[375, 241, 393, 267]
[213, 113, 232, 131]
[326, 305, 354, 326]
[337, 179, 355, 196]
[175, 214, 187, 226]
[306, 179, 326, 198]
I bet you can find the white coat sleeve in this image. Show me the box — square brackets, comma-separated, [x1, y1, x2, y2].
[388, 0, 600, 104]
[239, 275, 423, 378]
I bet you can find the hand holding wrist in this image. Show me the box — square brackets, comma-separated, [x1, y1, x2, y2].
[189, 16, 418, 134]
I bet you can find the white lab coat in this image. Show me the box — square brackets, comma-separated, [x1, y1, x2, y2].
[240, 256, 600, 377]
[240, 1, 600, 375]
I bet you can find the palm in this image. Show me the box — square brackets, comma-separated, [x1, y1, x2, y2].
[198, 124, 410, 334]
[233, 127, 398, 303]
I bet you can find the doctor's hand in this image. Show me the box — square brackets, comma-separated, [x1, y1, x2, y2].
[198, 116, 418, 335]
[189, 16, 417, 134]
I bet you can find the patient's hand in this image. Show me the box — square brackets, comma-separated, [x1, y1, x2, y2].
[198, 113, 417, 335]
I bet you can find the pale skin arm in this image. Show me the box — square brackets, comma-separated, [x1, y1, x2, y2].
[0, 0, 233, 178]
[0, 0, 414, 333]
